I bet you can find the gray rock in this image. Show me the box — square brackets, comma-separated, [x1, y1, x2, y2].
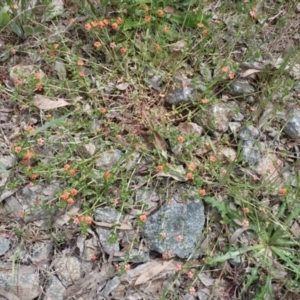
[239, 125, 259, 141]
[143, 196, 205, 259]
[166, 84, 195, 104]
[0, 265, 40, 300]
[255, 153, 282, 182]
[94, 207, 120, 223]
[178, 122, 203, 137]
[95, 149, 123, 170]
[94, 207, 121, 254]
[228, 79, 255, 96]
[294, 81, 300, 93]
[53, 256, 81, 287]
[0, 237, 10, 256]
[43, 275, 65, 300]
[241, 141, 261, 165]
[232, 112, 244, 122]
[10, 65, 45, 84]
[283, 109, 300, 138]
[0, 155, 17, 169]
[78, 143, 96, 158]
[229, 122, 241, 134]
[194, 102, 238, 134]
[54, 61, 66, 80]
[149, 74, 163, 91]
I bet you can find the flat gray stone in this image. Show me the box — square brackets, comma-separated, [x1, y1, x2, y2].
[241, 141, 261, 165]
[143, 198, 205, 259]
[0, 265, 40, 300]
[94, 207, 121, 254]
[228, 79, 255, 96]
[283, 109, 300, 139]
[95, 149, 123, 170]
[0, 237, 10, 256]
[178, 122, 203, 137]
[43, 275, 65, 300]
[239, 125, 259, 141]
[53, 256, 81, 287]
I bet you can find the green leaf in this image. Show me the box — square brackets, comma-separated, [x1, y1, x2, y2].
[23, 25, 34, 35]
[27, 111, 74, 137]
[0, 7, 10, 28]
[10, 22, 24, 38]
[33, 24, 45, 34]
[203, 196, 232, 223]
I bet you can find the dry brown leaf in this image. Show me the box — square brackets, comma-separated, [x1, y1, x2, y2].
[93, 221, 133, 230]
[33, 95, 72, 110]
[135, 260, 174, 285]
[153, 131, 168, 151]
[169, 40, 186, 54]
[240, 69, 261, 78]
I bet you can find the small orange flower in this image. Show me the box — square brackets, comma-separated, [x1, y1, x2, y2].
[228, 72, 235, 80]
[14, 146, 22, 153]
[144, 15, 151, 22]
[29, 173, 37, 180]
[186, 172, 193, 180]
[202, 29, 208, 35]
[96, 21, 104, 28]
[175, 263, 182, 270]
[242, 207, 250, 214]
[249, 10, 257, 19]
[157, 9, 164, 16]
[156, 165, 164, 172]
[176, 235, 183, 242]
[64, 164, 70, 170]
[199, 189, 206, 196]
[201, 98, 208, 104]
[26, 125, 34, 133]
[10, 49, 16, 55]
[104, 172, 111, 179]
[85, 216, 93, 224]
[144, 5, 149, 12]
[139, 214, 147, 222]
[53, 43, 59, 49]
[111, 22, 118, 30]
[13, 3, 18, 9]
[79, 71, 84, 77]
[71, 188, 78, 196]
[24, 149, 34, 160]
[91, 21, 98, 27]
[154, 44, 161, 51]
[69, 169, 76, 176]
[197, 23, 204, 28]
[187, 271, 193, 279]
[61, 191, 70, 200]
[50, 51, 56, 58]
[221, 66, 229, 73]
[221, 169, 227, 176]
[188, 164, 196, 171]
[279, 188, 287, 196]
[91, 255, 98, 261]
[116, 134, 122, 140]
[242, 219, 249, 227]
[35, 83, 43, 91]
[103, 19, 109, 25]
[124, 264, 131, 271]
[214, 19, 221, 24]
[84, 23, 92, 31]
[177, 136, 184, 143]
[67, 198, 74, 205]
[116, 17, 122, 25]
[34, 73, 43, 80]
[164, 26, 170, 33]
[120, 47, 127, 54]
[78, 215, 85, 223]
[77, 60, 84, 66]
[209, 155, 216, 162]
[45, 113, 52, 118]
[94, 41, 101, 48]
[70, 18, 75, 24]
[100, 107, 107, 113]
